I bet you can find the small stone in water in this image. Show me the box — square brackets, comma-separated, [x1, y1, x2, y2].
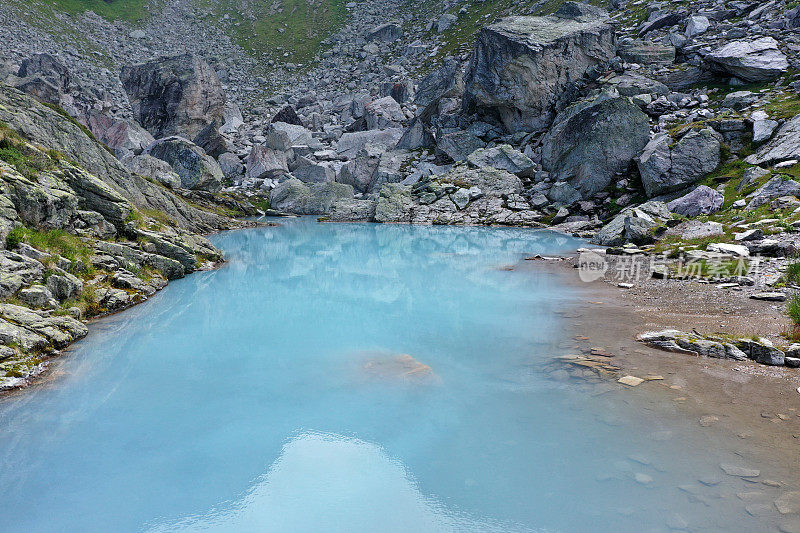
[720, 463, 760, 478]
[775, 492, 800, 515]
[618, 375, 643, 386]
[699, 415, 719, 427]
[634, 472, 653, 485]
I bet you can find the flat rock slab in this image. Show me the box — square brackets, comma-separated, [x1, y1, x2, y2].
[720, 463, 760, 478]
[750, 292, 786, 302]
[618, 375, 644, 386]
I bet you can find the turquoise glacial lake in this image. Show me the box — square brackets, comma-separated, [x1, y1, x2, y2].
[0, 218, 779, 531]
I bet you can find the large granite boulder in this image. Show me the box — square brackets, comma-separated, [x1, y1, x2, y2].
[462, 2, 616, 132]
[364, 96, 404, 130]
[122, 154, 182, 189]
[245, 146, 288, 181]
[336, 129, 404, 159]
[667, 185, 724, 217]
[541, 93, 650, 198]
[270, 179, 353, 215]
[705, 37, 788, 82]
[592, 201, 671, 246]
[467, 144, 534, 177]
[121, 54, 226, 139]
[745, 177, 800, 211]
[86, 112, 155, 157]
[638, 129, 721, 197]
[146, 137, 223, 192]
[414, 57, 464, 108]
[746, 115, 800, 166]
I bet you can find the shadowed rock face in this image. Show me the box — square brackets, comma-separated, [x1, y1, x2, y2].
[121, 54, 225, 140]
[462, 3, 616, 132]
[542, 93, 650, 198]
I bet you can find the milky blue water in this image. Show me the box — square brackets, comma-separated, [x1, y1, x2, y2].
[0, 219, 780, 532]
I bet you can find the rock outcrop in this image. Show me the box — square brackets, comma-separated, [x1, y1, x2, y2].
[542, 93, 650, 198]
[462, 3, 616, 132]
[638, 129, 722, 197]
[121, 54, 226, 140]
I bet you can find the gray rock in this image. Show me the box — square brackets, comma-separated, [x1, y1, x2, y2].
[414, 57, 464, 108]
[685, 15, 710, 37]
[462, 4, 616, 132]
[367, 23, 402, 42]
[437, 13, 457, 33]
[46, 272, 83, 301]
[293, 163, 335, 183]
[592, 201, 670, 246]
[327, 199, 377, 222]
[467, 144, 534, 177]
[436, 131, 485, 162]
[617, 41, 676, 65]
[146, 137, 223, 192]
[745, 177, 800, 210]
[375, 183, 413, 223]
[667, 185, 724, 217]
[270, 178, 353, 215]
[123, 154, 182, 189]
[17, 285, 57, 309]
[245, 146, 289, 181]
[666, 220, 724, 240]
[336, 129, 404, 159]
[753, 118, 779, 144]
[364, 96, 404, 130]
[548, 181, 582, 205]
[87, 113, 155, 157]
[542, 93, 650, 198]
[705, 37, 788, 82]
[638, 129, 721, 197]
[217, 152, 244, 181]
[121, 54, 225, 139]
[746, 115, 800, 165]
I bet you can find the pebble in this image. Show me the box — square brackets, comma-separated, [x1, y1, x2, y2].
[618, 375, 644, 386]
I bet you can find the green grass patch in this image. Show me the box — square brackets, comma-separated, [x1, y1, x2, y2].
[200, 0, 348, 64]
[10, 227, 92, 263]
[788, 294, 800, 327]
[28, 0, 158, 23]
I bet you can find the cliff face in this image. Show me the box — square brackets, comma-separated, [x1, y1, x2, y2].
[0, 84, 249, 390]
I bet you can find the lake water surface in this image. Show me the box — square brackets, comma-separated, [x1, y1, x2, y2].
[0, 219, 781, 532]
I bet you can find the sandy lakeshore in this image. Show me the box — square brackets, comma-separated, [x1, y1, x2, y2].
[516, 252, 800, 530]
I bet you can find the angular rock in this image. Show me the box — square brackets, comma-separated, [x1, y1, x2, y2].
[146, 137, 223, 192]
[705, 37, 788, 82]
[364, 96, 404, 130]
[618, 41, 676, 65]
[638, 129, 721, 197]
[121, 54, 225, 139]
[542, 93, 650, 197]
[462, 3, 616, 132]
[745, 177, 800, 210]
[123, 154, 182, 189]
[414, 57, 464, 108]
[436, 131, 485, 162]
[667, 185, 724, 217]
[747, 115, 800, 166]
[245, 146, 289, 181]
[336, 129, 404, 159]
[270, 178, 353, 215]
[367, 23, 402, 42]
[467, 144, 534, 177]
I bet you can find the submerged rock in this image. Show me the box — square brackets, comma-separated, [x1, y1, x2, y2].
[358, 351, 439, 384]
